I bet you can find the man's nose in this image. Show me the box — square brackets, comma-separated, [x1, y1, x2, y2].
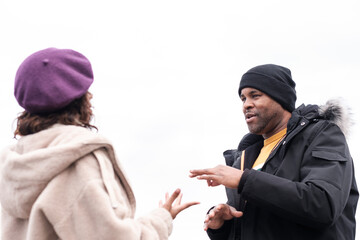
[243, 99, 253, 110]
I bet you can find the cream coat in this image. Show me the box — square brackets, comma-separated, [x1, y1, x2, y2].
[0, 125, 173, 240]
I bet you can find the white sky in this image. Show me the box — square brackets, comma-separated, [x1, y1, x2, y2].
[1, 1, 360, 239]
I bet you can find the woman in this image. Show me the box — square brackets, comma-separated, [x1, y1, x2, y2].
[0, 48, 199, 239]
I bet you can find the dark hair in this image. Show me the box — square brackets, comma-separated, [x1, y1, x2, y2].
[14, 92, 97, 137]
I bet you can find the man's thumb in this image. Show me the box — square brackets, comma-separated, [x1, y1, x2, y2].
[231, 210, 243, 218]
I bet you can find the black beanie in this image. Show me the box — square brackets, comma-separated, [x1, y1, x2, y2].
[238, 64, 297, 112]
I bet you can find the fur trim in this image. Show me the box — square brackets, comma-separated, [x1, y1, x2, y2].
[318, 98, 353, 137]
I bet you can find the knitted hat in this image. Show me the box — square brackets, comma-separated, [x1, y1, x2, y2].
[14, 48, 94, 114]
[238, 64, 296, 112]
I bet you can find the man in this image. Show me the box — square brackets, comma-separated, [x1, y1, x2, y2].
[189, 64, 358, 240]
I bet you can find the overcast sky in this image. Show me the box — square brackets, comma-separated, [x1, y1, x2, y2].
[1, 1, 360, 239]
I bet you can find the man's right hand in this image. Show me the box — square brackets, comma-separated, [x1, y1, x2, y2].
[204, 204, 243, 231]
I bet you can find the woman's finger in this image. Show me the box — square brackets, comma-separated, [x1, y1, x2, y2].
[175, 193, 183, 205]
[166, 188, 181, 205]
[178, 201, 200, 212]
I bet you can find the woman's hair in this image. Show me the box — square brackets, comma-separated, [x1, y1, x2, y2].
[14, 92, 97, 137]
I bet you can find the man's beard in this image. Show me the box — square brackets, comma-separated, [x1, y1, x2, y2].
[247, 111, 278, 135]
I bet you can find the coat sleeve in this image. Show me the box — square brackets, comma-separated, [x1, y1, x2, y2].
[239, 122, 354, 228]
[38, 149, 173, 240]
[52, 179, 173, 240]
[207, 219, 233, 240]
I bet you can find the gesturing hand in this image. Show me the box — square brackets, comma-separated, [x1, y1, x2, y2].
[189, 165, 243, 189]
[204, 204, 243, 231]
[159, 188, 200, 219]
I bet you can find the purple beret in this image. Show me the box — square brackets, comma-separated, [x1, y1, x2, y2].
[14, 48, 94, 114]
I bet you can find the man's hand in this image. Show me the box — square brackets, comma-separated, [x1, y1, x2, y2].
[189, 165, 243, 189]
[159, 188, 200, 219]
[204, 204, 243, 231]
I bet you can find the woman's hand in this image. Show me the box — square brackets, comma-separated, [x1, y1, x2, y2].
[159, 188, 200, 219]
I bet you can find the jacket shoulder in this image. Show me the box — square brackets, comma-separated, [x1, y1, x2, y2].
[292, 99, 353, 138]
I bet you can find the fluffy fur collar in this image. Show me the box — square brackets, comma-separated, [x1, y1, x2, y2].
[318, 98, 353, 137]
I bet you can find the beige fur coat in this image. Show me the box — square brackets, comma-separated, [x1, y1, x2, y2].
[0, 125, 172, 240]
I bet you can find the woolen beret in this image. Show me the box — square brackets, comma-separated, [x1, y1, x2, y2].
[238, 64, 297, 112]
[14, 48, 94, 114]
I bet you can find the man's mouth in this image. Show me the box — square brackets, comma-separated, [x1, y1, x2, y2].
[245, 112, 257, 123]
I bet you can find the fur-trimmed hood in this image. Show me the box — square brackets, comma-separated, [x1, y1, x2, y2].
[295, 98, 353, 138]
[318, 98, 353, 137]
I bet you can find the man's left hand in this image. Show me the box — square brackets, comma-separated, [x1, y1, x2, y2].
[189, 165, 243, 189]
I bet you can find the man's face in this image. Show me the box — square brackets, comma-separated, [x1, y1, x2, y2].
[240, 87, 286, 138]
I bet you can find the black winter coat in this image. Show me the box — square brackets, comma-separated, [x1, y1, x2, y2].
[207, 102, 358, 240]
